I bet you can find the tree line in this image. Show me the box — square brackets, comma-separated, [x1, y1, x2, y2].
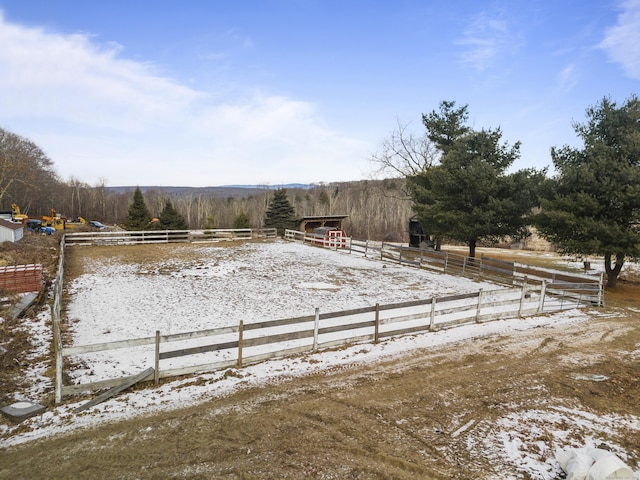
[0, 130, 412, 241]
[3, 94, 639, 287]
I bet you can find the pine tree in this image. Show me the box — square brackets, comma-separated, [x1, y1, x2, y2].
[535, 95, 640, 288]
[264, 188, 298, 236]
[408, 101, 545, 258]
[158, 200, 189, 230]
[123, 187, 152, 230]
[233, 211, 252, 229]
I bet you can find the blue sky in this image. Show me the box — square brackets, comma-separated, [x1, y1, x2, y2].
[0, 1, 638, 187]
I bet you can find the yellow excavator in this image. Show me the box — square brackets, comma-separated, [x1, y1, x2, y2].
[11, 204, 29, 223]
[41, 208, 87, 230]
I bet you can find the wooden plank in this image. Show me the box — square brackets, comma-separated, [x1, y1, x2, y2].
[319, 305, 376, 320]
[160, 325, 238, 342]
[64, 335, 157, 356]
[318, 320, 376, 336]
[74, 367, 154, 412]
[243, 328, 315, 348]
[316, 334, 374, 350]
[378, 311, 430, 326]
[159, 339, 239, 360]
[378, 297, 433, 312]
[160, 359, 239, 378]
[379, 323, 429, 339]
[242, 314, 315, 331]
[10, 292, 38, 320]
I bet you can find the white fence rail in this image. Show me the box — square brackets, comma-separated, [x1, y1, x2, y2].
[57, 282, 567, 399]
[52, 228, 599, 402]
[285, 230, 604, 307]
[64, 228, 278, 246]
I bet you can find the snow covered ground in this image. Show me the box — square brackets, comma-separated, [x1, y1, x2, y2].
[63, 240, 511, 385]
[1, 240, 638, 479]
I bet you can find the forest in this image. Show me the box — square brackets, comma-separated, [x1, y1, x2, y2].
[0, 125, 413, 242]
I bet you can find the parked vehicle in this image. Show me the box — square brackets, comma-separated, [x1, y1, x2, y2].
[89, 221, 107, 229]
[26, 219, 55, 235]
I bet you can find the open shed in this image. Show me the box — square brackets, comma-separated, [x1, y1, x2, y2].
[299, 215, 348, 234]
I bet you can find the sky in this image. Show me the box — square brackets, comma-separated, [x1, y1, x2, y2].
[0, 1, 638, 187]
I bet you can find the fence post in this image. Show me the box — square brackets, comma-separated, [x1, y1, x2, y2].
[54, 315, 62, 404]
[313, 307, 320, 350]
[444, 252, 448, 274]
[538, 281, 547, 313]
[155, 330, 160, 385]
[429, 297, 436, 331]
[380, 242, 384, 261]
[237, 320, 244, 368]
[518, 279, 527, 317]
[374, 303, 380, 344]
[462, 256, 466, 277]
[598, 272, 605, 307]
[475, 289, 484, 323]
[398, 248, 402, 264]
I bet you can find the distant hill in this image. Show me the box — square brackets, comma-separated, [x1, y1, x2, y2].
[105, 184, 315, 198]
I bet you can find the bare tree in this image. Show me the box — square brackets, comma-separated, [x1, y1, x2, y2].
[370, 118, 438, 178]
[0, 127, 59, 209]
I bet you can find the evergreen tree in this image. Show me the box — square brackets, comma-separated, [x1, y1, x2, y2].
[233, 211, 252, 229]
[264, 188, 298, 236]
[535, 95, 640, 287]
[158, 199, 189, 230]
[408, 101, 544, 258]
[123, 187, 152, 230]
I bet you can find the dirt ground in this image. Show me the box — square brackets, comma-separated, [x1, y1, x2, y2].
[1, 309, 639, 478]
[1, 241, 639, 479]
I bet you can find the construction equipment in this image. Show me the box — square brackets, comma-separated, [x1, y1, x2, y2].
[41, 209, 86, 230]
[11, 204, 28, 224]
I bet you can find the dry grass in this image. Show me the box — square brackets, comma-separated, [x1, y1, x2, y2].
[0, 233, 61, 405]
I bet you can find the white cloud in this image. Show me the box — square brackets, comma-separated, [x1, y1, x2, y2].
[0, 12, 368, 186]
[600, 0, 640, 79]
[558, 63, 579, 91]
[0, 12, 202, 132]
[457, 9, 520, 71]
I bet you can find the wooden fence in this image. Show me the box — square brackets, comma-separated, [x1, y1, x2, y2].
[285, 230, 604, 308]
[0, 264, 43, 294]
[64, 228, 278, 246]
[52, 229, 599, 403]
[55, 282, 572, 399]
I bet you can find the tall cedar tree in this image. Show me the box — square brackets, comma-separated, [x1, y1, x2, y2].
[264, 188, 297, 236]
[408, 101, 544, 258]
[535, 95, 640, 287]
[158, 199, 189, 230]
[123, 187, 152, 230]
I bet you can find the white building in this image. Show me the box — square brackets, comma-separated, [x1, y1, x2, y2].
[0, 218, 24, 243]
